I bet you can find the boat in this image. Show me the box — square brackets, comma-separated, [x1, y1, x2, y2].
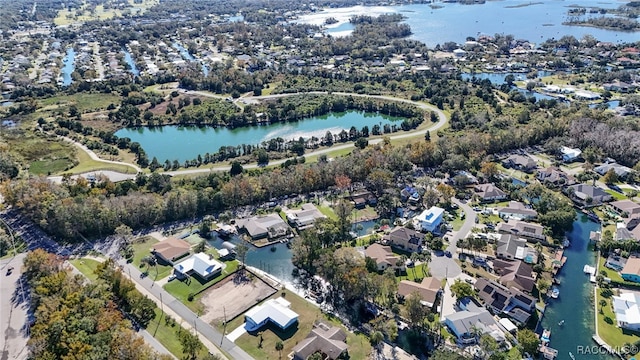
[541, 329, 551, 344]
[550, 287, 560, 299]
[569, 351, 576, 360]
[562, 238, 570, 248]
[558, 320, 564, 326]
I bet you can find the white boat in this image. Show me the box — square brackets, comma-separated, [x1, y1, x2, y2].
[550, 287, 560, 299]
[558, 320, 564, 326]
[541, 329, 551, 344]
[569, 351, 576, 360]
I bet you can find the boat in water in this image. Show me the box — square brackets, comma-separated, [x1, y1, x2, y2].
[550, 287, 560, 299]
[558, 320, 564, 326]
[541, 329, 551, 345]
[569, 351, 576, 360]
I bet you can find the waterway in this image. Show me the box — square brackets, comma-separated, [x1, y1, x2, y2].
[299, 2, 640, 47]
[60, 47, 75, 86]
[172, 42, 209, 77]
[115, 111, 404, 162]
[123, 49, 140, 76]
[539, 213, 612, 360]
[207, 233, 296, 284]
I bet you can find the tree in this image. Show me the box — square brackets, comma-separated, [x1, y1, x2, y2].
[479, 333, 499, 358]
[194, 239, 206, 253]
[355, 137, 369, 149]
[436, 183, 455, 205]
[236, 235, 250, 270]
[404, 292, 427, 328]
[230, 161, 243, 176]
[370, 330, 384, 351]
[179, 330, 203, 360]
[537, 278, 551, 294]
[334, 200, 354, 240]
[602, 168, 619, 184]
[480, 162, 499, 182]
[423, 188, 440, 208]
[450, 279, 474, 300]
[516, 328, 540, 356]
[275, 341, 284, 359]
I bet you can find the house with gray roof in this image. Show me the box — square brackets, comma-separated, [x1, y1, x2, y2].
[236, 213, 290, 239]
[496, 234, 538, 264]
[492, 259, 536, 293]
[285, 203, 326, 230]
[497, 201, 537, 221]
[443, 298, 506, 345]
[595, 162, 633, 179]
[173, 253, 223, 281]
[567, 183, 612, 207]
[291, 322, 348, 360]
[610, 200, 640, 218]
[474, 183, 507, 202]
[474, 278, 536, 325]
[397, 277, 441, 309]
[496, 219, 545, 242]
[383, 227, 424, 252]
[502, 154, 537, 173]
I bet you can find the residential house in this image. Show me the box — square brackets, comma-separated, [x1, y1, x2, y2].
[474, 278, 536, 324]
[621, 258, 640, 283]
[612, 292, 640, 331]
[415, 206, 445, 233]
[291, 322, 348, 360]
[397, 277, 441, 308]
[497, 201, 538, 221]
[595, 162, 633, 179]
[443, 298, 506, 345]
[617, 226, 635, 241]
[560, 146, 582, 162]
[567, 184, 613, 207]
[350, 191, 377, 209]
[537, 167, 573, 187]
[173, 253, 223, 281]
[474, 183, 507, 202]
[244, 297, 299, 332]
[496, 234, 538, 264]
[492, 259, 536, 293]
[285, 203, 326, 230]
[236, 213, 290, 239]
[502, 154, 537, 173]
[364, 243, 403, 271]
[151, 237, 191, 264]
[610, 200, 640, 218]
[383, 227, 424, 252]
[496, 219, 546, 242]
[400, 186, 421, 204]
[604, 80, 634, 93]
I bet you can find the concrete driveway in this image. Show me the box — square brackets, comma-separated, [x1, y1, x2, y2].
[430, 198, 476, 280]
[1, 253, 29, 360]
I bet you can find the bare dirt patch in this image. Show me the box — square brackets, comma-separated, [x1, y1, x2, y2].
[199, 272, 277, 326]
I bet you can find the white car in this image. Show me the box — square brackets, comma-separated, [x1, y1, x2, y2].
[168, 274, 177, 282]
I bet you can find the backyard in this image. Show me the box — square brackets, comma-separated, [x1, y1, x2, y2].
[596, 288, 640, 348]
[131, 236, 173, 281]
[227, 289, 371, 360]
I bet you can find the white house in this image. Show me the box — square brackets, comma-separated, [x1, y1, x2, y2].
[613, 292, 640, 331]
[415, 206, 445, 233]
[561, 146, 582, 162]
[173, 253, 223, 281]
[244, 297, 299, 332]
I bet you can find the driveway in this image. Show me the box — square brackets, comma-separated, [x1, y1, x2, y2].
[1, 253, 29, 360]
[430, 198, 476, 280]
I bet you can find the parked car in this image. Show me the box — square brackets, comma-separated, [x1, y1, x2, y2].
[168, 274, 177, 282]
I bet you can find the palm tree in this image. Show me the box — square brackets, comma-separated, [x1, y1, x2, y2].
[275, 341, 284, 359]
[370, 331, 384, 353]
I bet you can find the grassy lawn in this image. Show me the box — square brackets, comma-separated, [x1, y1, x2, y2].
[397, 263, 430, 282]
[146, 307, 210, 359]
[130, 236, 173, 281]
[352, 206, 378, 222]
[605, 190, 627, 201]
[30, 159, 74, 175]
[61, 144, 138, 175]
[449, 211, 465, 231]
[596, 288, 640, 347]
[39, 93, 121, 112]
[70, 258, 103, 281]
[317, 205, 338, 220]
[233, 289, 371, 360]
[164, 260, 239, 313]
[304, 147, 354, 163]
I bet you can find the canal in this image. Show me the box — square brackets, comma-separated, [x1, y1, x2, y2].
[123, 49, 140, 76]
[540, 213, 613, 360]
[60, 47, 75, 86]
[115, 110, 404, 162]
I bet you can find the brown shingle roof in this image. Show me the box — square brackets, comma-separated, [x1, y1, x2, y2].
[397, 277, 441, 306]
[622, 257, 640, 276]
[152, 237, 191, 262]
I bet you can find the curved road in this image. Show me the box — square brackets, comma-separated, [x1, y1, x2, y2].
[164, 91, 448, 176]
[58, 135, 142, 173]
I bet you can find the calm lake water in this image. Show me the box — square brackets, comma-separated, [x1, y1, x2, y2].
[304, 2, 639, 46]
[115, 111, 403, 162]
[60, 47, 75, 86]
[123, 49, 140, 76]
[540, 213, 612, 359]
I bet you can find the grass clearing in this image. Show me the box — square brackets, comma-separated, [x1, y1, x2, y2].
[61, 144, 138, 175]
[233, 289, 371, 360]
[596, 288, 640, 348]
[317, 205, 338, 220]
[70, 258, 103, 281]
[605, 190, 627, 201]
[39, 93, 121, 113]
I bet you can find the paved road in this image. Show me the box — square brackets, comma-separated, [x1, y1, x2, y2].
[58, 135, 141, 173]
[165, 91, 448, 177]
[0, 253, 29, 360]
[115, 259, 254, 360]
[429, 198, 476, 280]
[48, 170, 138, 184]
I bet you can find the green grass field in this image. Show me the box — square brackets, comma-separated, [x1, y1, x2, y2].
[605, 189, 627, 201]
[131, 236, 174, 281]
[232, 289, 371, 360]
[596, 288, 640, 348]
[39, 93, 121, 113]
[70, 257, 103, 281]
[61, 144, 138, 175]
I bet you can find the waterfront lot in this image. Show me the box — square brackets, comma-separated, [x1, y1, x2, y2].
[597, 288, 640, 348]
[225, 289, 371, 360]
[199, 272, 277, 326]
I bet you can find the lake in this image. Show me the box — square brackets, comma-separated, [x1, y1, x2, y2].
[540, 213, 613, 359]
[60, 47, 75, 86]
[115, 111, 404, 162]
[299, 2, 640, 46]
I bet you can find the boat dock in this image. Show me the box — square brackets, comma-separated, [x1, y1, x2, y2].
[552, 250, 567, 275]
[584, 264, 597, 283]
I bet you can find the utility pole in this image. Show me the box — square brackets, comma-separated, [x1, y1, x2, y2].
[221, 306, 227, 346]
